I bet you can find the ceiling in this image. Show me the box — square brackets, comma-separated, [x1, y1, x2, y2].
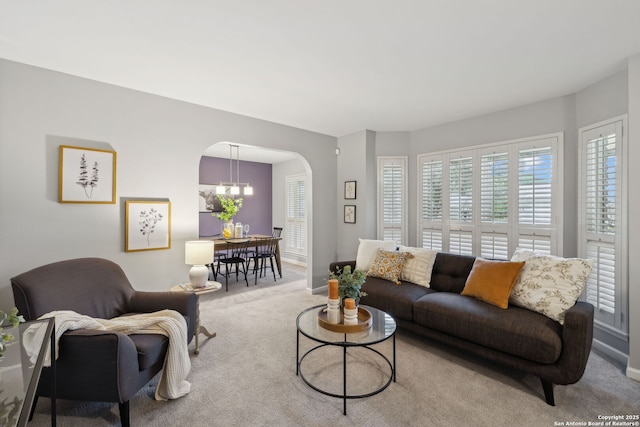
[1, 1, 640, 139]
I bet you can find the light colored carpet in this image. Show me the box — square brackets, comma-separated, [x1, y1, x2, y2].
[27, 270, 640, 427]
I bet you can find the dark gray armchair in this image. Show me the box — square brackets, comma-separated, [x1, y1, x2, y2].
[11, 257, 196, 427]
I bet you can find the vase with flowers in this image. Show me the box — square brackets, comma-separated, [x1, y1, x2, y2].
[214, 195, 243, 238]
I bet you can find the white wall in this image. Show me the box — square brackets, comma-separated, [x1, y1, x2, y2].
[0, 59, 337, 307]
[626, 54, 640, 381]
[409, 96, 576, 251]
[336, 130, 377, 260]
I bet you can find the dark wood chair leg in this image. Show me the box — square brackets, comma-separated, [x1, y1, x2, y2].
[119, 401, 130, 427]
[541, 378, 555, 406]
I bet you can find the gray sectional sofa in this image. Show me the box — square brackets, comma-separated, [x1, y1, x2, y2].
[330, 252, 595, 406]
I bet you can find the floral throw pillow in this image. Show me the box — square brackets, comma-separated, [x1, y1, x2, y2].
[510, 248, 593, 324]
[367, 249, 412, 285]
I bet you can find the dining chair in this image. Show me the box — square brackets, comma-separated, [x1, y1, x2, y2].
[272, 227, 283, 238]
[217, 239, 251, 291]
[252, 237, 278, 285]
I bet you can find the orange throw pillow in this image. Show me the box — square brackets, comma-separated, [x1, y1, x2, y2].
[460, 258, 525, 309]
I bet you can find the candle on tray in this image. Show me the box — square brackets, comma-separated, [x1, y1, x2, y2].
[328, 279, 338, 300]
[344, 298, 355, 310]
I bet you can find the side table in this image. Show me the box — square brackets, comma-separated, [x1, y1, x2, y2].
[170, 281, 221, 354]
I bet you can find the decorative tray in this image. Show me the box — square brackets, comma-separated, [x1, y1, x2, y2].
[317, 306, 372, 333]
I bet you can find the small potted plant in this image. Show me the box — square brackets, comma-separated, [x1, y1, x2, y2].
[0, 307, 25, 359]
[329, 265, 367, 305]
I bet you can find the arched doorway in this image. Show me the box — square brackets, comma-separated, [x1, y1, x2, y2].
[198, 142, 313, 288]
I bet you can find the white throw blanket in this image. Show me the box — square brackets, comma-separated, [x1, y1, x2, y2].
[23, 309, 191, 400]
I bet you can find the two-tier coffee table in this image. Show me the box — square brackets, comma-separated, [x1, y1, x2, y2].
[296, 304, 396, 415]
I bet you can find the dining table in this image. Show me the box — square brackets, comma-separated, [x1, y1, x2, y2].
[200, 234, 283, 278]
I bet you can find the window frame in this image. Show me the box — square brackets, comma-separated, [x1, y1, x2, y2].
[578, 115, 628, 337]
[417, 132, 563, 258]
[285, 173, 307, 257]
[377, 156, 408, 245]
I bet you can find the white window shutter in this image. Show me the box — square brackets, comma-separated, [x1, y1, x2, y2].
[579, 118, 626, 331]
[378, 157, 407, 244]
[518, 147, 552, 225]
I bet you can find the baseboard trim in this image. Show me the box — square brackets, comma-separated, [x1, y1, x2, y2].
[312, 284, 328, 295]
[281, 257, 307, 267]
[592, 338, 628, 366]
[626, 364, 640, 381]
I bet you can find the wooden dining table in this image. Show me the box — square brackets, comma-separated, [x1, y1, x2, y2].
[200, 234, 283, 278]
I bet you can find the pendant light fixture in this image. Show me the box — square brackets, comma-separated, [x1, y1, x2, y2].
[216, 144, 254, 196]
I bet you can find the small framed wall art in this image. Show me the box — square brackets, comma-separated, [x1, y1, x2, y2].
[198, 184, 223, 213]
[58, 145, 117, 203]
[344, 205, 356, 224]
[125, 201, 171, 252]
[344, 181, 356, 200]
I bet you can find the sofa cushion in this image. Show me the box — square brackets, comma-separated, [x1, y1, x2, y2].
[398, 246, 438, 287]
[413, 292, 563, 364]
[510, 248, 593, 324]
[361, 277, 435, 322]
[460, 258, 525, 308]
[430, 253, 476, 293]
[355, 239, 397, 271]
[367, 249, 412, 284]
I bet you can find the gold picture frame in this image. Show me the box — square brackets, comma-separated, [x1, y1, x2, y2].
[125, 201, 172, 252]
[58, 145, 117, 203]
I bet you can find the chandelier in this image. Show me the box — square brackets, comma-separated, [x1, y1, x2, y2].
[216, 144, 254, 196]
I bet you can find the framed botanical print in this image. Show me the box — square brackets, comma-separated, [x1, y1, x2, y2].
[344, 205, 356, 224]
[58, 145, 117, 203]
[125, 201, 171, 252]
[344, 181, 356, 199]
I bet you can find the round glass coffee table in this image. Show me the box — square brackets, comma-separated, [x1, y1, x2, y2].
[296, 304, 396, 415]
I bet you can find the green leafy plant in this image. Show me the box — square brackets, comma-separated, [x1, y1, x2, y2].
[214, 195, 243, 222]
[0, 307, 25, 358]
[329, 265, 367, 303]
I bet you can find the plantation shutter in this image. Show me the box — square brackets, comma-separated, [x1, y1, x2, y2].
[285, 174, 306, 255]
[378, 157, 407, 244]
[516, 143, 555, 253]
[479, 151, 509, 259]
[449, 156, 473, 223]
[579, 120, 625, 328]
[417, 133, 561, 257]
[518, 147, 552, 225]
[449, 155, 474, 255]
[419, 157, 443, 251]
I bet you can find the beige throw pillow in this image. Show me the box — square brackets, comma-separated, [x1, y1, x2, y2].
[397, 246, 437, 287]
[355, 239, 397, 271]
[510, 248, 593, 324]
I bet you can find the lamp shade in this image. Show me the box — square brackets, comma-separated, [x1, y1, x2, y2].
[185, 241, 214, 265]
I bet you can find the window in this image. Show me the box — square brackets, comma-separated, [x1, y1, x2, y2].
[285, 174, 307, 256]
[418, 133, 562, 258]
[578, 117, 627, 334]
[377, 157, 407, 244]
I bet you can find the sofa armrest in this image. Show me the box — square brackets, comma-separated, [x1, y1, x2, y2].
[128, 291, 196, 340]
[329, 260, 357, 274]
[554, 301, 594, 384]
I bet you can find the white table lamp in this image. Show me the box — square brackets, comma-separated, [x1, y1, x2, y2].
[185, 241, 214, 288]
